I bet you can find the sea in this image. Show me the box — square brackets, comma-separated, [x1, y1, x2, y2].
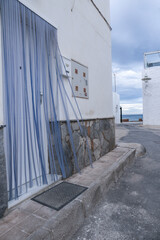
[122, 114, 143, 122]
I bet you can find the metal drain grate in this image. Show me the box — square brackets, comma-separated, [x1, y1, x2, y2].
[32, 182, 87, 211]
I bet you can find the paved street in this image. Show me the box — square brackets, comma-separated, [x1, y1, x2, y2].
[73, 124, 160, 240]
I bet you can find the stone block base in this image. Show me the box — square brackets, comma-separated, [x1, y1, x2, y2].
[50, 118, 115, 177]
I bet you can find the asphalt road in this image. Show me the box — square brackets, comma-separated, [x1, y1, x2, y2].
[72, 124, 160, 240]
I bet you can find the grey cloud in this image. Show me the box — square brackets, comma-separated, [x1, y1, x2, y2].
[117, 87, 142, 102]
[111, 0, 160, 66]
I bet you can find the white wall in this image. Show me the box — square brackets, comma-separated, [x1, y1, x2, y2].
[142, 67, 160, 125]
[0, 0, 113, 122]
[113, 92, 120, 124]
[0, 17, 3, 125]
[91, 0, 111, 22]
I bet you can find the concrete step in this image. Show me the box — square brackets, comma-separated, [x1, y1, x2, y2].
[0, 144, 145, 240]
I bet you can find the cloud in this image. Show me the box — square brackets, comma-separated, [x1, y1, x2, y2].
[110, 0, 160, 114]
[113, 69, 142, 89]
[121, 97, 142, 105]
[110, 0, 160, 66]
[112, 65, 143, 114]
[121, 103, 143, 115]
[112, 66, 142, 104]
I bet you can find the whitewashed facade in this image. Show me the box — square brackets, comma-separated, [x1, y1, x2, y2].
[0, 0, 115, 212]
[142, 51, 160, 126]
[0, 0, 113, 124]
[113, 92, 120, 124]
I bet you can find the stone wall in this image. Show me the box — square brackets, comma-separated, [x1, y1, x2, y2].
[0, 118, 115, 217]
[0, 127, 8, 218]
[50, 118, 115, 177]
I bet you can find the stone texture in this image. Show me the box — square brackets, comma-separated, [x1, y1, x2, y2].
[0, 227, 29, 240]
[33, 206, 57, 220]
[72, 131, 81, 153]
[76, 141, 85, 171]
[0, 128, 8, 218]
[62, 142, 73, 178]
[101, 139, 110, 156]
[93, 138, 100, 150]
[72, 124, 160, 240]
[17, 214, 46, 235]
[0, 220, 12, 236]
[72, 122, 79, 131]
[43, 199, 85, 240]
[3, 208, 30, 226]
[61, 124, 68, 140]
[93, 148, 101, 160]
[17, 200, 42, 214]
[50, 118, 115, 177]
[117, 142, 146, 158]
[26, 228, 52, 240]
[0, 145, 140, 240]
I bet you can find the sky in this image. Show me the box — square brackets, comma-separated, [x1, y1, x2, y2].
[110, 0, 160, 114]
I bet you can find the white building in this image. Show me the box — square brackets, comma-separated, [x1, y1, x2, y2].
[142, 51, 160, 126]
[113, 92, 120, 124]
[0, 0, 114, 212]
[0, 0, 113, 123]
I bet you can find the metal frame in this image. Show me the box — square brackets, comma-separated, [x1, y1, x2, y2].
[144, 50, 160, 69]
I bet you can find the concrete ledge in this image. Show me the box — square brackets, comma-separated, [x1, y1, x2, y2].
[0, 144, 145, 239]
[25, 145, 139, 240]
[117, 142, 146, 158]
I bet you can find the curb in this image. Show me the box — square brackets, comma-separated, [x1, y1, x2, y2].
[26, 147, 137, 240]
[117, 142, 146, 158]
